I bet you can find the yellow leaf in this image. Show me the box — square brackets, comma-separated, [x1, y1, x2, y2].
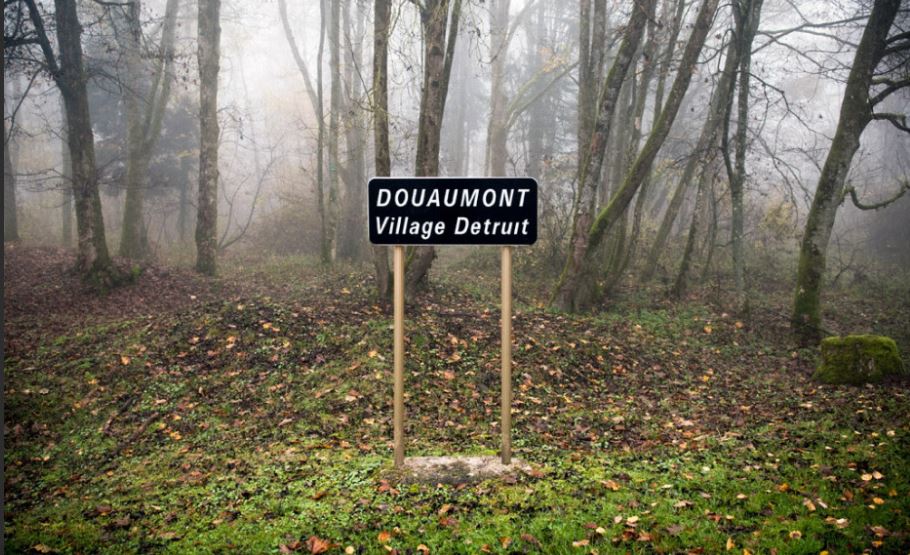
[872, 471, 884, 480]
[345, 547, 355, 555]
[368, 350, 378, 358]
[873, 497, 884, 505]
[777, 483, 790, 492]
[789, 530, 802, 539]
[861, 473, 873, 481]
[803, 498, 816, 511]
[602, 479, 621, 491]
[120, 355, 131, 365]
[417, 544, 430, 554]
[377, 531, 391, 543]
[726, 536, 735, 550]
[703, 326, 713, 334]
[571, 539, 589, 547]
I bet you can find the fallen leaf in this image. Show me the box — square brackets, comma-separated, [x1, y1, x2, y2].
[306, 535, 330, 554]
[571, 539, 589, 547]
[602, 479, 621, 491]
[788, 530, 802, 539]
[726, 537, 735, 550]
[377, 531, 392, 543]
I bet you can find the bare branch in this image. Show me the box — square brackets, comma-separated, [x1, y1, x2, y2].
[872, 112, 910, 133]
[844, 180, 910, 211]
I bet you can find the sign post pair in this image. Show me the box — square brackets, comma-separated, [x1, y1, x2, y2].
[369, 177, 538, 467]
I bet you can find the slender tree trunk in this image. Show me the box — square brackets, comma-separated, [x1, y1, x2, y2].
[792, 0, 900, 345]
[119, 0, 180, 259]
[553, 0, 717, 311]
[486, 0, 511, 177]
[178, 156, 190, 241]
[58, 95, 73, 247]
[727, 0, 763, 310]
[406, 0, 462, 296]
[700, 176, 719, 280]
[326, 0, 342, 263]
[551, 0, 653, 311]
[338, 0, 367, 261]
[195, 0, 221, 276]
[671, 161, 711, 298]
[642, 17, 742, 281]
[4, 122, 19, 242]
[372, 0, 392, 301]
[277, 0, 328, 263]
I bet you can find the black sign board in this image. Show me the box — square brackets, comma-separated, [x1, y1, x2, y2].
[368, 177, 538, 246]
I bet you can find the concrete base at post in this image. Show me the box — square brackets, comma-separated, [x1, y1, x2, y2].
[389, 456, 533, 485]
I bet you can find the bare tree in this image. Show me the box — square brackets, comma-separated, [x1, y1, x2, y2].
[792, 0, 909, 344]
[20, 0, 118, 285]
[550, 0, 654, 311]
[277, 0, 330, 264]
[405, 0, 462, 296]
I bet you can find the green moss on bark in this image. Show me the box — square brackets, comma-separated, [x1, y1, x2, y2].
[814, 335, 905, 385]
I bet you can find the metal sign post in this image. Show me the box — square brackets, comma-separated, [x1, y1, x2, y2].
[500, 246, 512, 465]
[369, 178, 536, 469]
[393, 245, 405, 467]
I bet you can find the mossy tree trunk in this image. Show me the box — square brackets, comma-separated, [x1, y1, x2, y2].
[791, 0, 903, 345]
[372, 0, 392, 301]
[195, 0, 221, 276]
[552, 0, 719, 312]
[550, 0, 652, 311]
[641, 12, 743, 282]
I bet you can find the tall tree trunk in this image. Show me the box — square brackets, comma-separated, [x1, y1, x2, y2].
[726, 0, 763, 310]
[326, 0, 342, 263]
[339, 0, 367, 261]
[671, 159, 711, 298]
[61, 125, 73, 247]
[119, 0, 180, 259]
[34, 0, 117, 284]
[792, 0, 901, 345]
[195, 0, 221, 276]
[4, 132, 18, 242]
[608, 11, 660, 288]
[4, 120, 19, 242]
[642, 15, 743, 281]
[551, 0, 653, 311]
[485, 0, 510, 177]
[405, 0, 462, 296]
[178, 156, 190, 242]
[277, 0, 328, 263]
[553, 0, 716, 311]
[372, 0, 392, 301]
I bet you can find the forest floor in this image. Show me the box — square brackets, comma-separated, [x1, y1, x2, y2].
[4, 244, 910, 554]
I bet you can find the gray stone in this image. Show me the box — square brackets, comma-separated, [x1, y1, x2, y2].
[389, 456, 533, 485]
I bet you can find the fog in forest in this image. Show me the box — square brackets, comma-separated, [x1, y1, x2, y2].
[5, 1, 910, 551]
[6, 0, 908, 281]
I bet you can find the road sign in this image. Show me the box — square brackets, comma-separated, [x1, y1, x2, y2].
[372, 176, 537, 469]
[369, 177, 537, 246]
